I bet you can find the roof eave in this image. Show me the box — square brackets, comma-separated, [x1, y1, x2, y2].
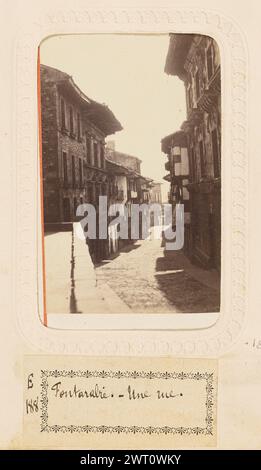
[164, 34, 195, 79]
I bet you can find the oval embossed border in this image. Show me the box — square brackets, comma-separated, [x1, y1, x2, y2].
[15, 6, 248, 357]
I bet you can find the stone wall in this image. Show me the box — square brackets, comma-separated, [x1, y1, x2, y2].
[40, 68, 59, 222]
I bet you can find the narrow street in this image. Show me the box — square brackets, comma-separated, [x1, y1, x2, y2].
[45, 227, 220, 316]
[42, 35, 222, 320]
[95, 235, 220, 314]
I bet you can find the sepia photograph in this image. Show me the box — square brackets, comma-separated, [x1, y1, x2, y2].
[39, 33, 221, 324]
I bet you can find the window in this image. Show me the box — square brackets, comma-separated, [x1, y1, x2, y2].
[199, 140, 206, 178]
[190, 147, 196, 182]
[86, 136, 92, 164]
[62, 151, 68, 184]
[195, 70, 200, 100]
[61, 98, 66, 129]
[73, 197, 78, 219]
[101, 183, 107, 195]
[72, 155, 76, 187]
[89, 138, 92, 164]
[87, 184, 93, 203]
[129, 179, 136, 192]
[97, 143, 101, 168]
[211, 128, 220, 178]
[77, 113, 81, 140]
[187, 83, 193, 110]
[69, 106, 74, 135]
[207, 45, 214, 81]
[95, 184, 100, 205]
[79, 158, 83, 187]
[189, 86, 193, 109]
[100, 145, 105, 169]
[93, 142, 98, 167]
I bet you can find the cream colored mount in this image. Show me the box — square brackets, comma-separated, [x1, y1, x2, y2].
[15, 7, 247, 356]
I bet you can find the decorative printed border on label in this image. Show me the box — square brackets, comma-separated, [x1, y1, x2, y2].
[23, 356, 217, 448]
[40, 368, 214, 436]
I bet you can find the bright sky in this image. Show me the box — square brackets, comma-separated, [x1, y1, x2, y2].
[40, 34, 186, 202]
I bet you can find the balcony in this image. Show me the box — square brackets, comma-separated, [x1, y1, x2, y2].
[207, 66, 221, 93]
[197, 67, 221, 113]
[197, 90, 218, 113]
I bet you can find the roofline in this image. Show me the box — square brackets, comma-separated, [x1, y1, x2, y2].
[40, 64, 123, 135]
[112, 150, 142, 163]
[40, 63, 70, 78]
[161, 130, 187, 153]
[164, 34, 195, 79]
[106, 158, 139, 177]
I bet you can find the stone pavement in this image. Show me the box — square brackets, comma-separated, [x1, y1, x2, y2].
[45, 224, 130, 315]
[45, 226, 220, 315]
[95, 237, 220, 314]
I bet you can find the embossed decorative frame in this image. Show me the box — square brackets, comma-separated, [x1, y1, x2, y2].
[15, 6, 248, 356]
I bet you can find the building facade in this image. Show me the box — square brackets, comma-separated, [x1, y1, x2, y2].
[105, 143, 162, 249]
[105, 142, 144, 248]
[40, 64, 122, 261]
[162, 131, 191, 253]
[106, 158, 130, 255]
[150, 182, 163, 204]
[163, 34, 221, 270]
[105, 141, 143, 211]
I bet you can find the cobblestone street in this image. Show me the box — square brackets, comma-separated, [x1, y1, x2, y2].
[95, 236, 220, 314]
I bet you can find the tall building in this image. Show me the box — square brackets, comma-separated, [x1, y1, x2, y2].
[40, 64, 122, 262]
[162, 34, 221, 270]
[40, 65, 122, 225]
